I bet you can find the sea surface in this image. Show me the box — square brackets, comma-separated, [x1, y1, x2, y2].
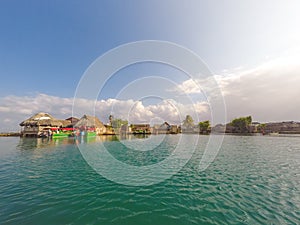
[0, 134, 299, 225]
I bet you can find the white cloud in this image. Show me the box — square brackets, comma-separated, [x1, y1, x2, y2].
[219, 56, 300, 122]
[0, 94, 210, 132]
[175, 79, 201, 94]
[169, 54, 300, 123]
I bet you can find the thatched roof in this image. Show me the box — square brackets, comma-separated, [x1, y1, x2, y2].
[65, 117, 79, 123]
[65, 117, 79, 127]
[153, 122, 170, 130]
[74, 115, 105, 128]
[19, 112, 71, 127]
[60, 120, 72, 127]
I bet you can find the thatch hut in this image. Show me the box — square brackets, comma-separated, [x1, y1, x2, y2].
[20, 112, 71, 137]
[65, 117, 80, 127]
[152, 122, 178, 134]
[74, 115, 106, 135]
[152, 122, 171, 134]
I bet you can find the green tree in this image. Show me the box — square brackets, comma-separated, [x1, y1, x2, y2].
[230, 116, 252, 133]
[257, 123, 266, 133]
[111, 118, 128, 129]
[199, 120, 211, 134]
[183, 115, 194, 128]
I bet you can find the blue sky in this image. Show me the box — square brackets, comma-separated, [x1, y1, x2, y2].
[1, 0, 298, 97]
[1, 0, 300, 130]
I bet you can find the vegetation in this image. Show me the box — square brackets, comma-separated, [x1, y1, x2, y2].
[199, 120, 211, 134]
[183, 115, 195, 128]
[230, 116, 252, 133]
[111, 118, 128, 129]
[257, 123, 266, 133]
[108, 115, 128, 129]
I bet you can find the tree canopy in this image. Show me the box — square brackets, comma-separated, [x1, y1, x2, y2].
[199, 120, 211, 134]
[230, 116, 252, 133]
[109, 115, 128, 129]
[111, 118, 128, 129]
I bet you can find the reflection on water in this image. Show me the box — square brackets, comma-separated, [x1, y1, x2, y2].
[17, 138, 53, 150]
[16, 135, 151, 150]
[17, 137, 78, 150]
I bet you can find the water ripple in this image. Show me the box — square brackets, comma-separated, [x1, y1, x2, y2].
[0, 136, 300, 224]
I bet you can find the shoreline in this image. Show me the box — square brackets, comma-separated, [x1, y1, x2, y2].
[0, 132, 21, 137]
[1, 132, 300, 138]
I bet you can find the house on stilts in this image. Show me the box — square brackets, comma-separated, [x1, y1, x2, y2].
[20, 112, 71, 137]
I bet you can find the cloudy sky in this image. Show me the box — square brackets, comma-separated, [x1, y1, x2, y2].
[0, 0, 300, 131]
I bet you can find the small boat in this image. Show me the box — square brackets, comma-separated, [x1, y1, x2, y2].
[86, 131, 96, 137]
[75, 129, 97, 138]
[269, 132, 279, 136]
[51, 128, 74, 138]
[52, 132, 70, 138]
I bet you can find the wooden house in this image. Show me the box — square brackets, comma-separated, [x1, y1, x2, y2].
[20, 112, 71, 137]
[74, 115, 106, 135]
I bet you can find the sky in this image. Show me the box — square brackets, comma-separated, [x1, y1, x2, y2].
[0, 0, 300, 131]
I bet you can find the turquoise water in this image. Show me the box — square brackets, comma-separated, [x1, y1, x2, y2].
[0, 135, 300, 224]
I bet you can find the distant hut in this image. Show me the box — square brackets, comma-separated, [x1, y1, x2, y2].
[211, 124, 226, 133]
[131, 124, 151, 134]
[20, 112, 71, 137]
[152, 122, 170, 134]
[169, 125, 179, 134]
[104, 124, 115, 135]
[65, 117, 79, 128]
[74, 115, 106, 135]
[152, 122, 178, 134]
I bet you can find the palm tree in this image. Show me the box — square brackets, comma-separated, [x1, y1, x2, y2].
[109, 115, 113, 126]
[183, 115, 194, 128]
